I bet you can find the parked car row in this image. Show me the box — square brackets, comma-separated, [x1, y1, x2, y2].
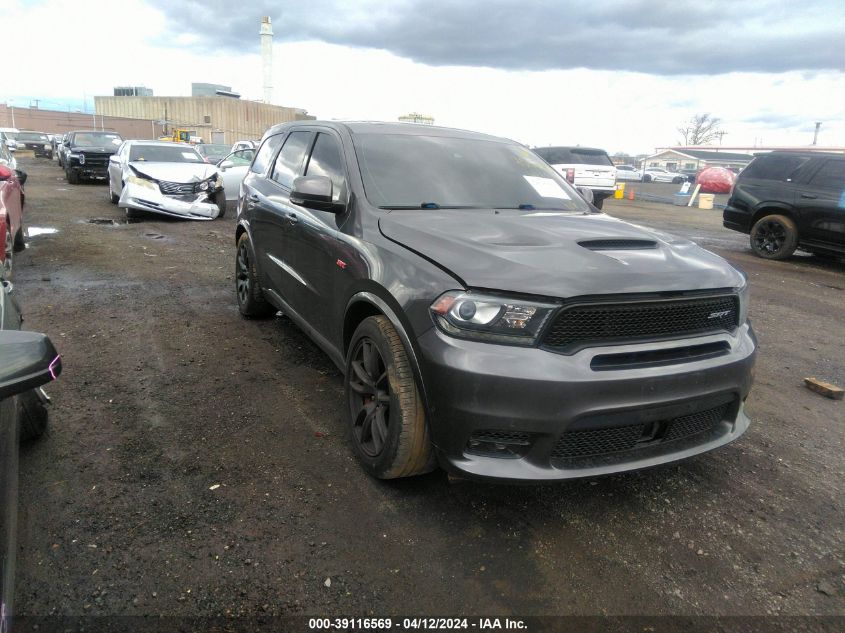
[0, 152, 62, 626]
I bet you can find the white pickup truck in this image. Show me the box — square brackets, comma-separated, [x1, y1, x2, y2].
[532, 146, 617, 208]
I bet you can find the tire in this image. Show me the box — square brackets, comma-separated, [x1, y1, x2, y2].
[19, 390, 48, 442]
[214, 191, 226, 218]
[345, 315, 435, 479]
[3, 226, 13, 279]
[643, 174, 652, 183]
[672, 177, 684, 184]
[125, 207, 143, 221]
[750, 214, 798, 260]
[109, 178, 119, 204]
[593, 195, 605, 210]
[66, 168, 79, 185]
[235, 232, 273, 317]
[13, 226, 24, 252]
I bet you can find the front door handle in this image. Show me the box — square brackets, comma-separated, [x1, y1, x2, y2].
[246, 193, 259, 208]
[800, 193, 818, 199]
[287, 213, 299, 225]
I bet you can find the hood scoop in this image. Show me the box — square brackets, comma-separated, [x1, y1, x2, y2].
[578, 239, 658, 251]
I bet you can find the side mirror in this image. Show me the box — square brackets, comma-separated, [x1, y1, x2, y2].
[291, 175, 342, 213]
[0, 329, 62, 400]
[6, 140, 16, 152]
[63, 140, 70, 147]
[109, 155, 120, 163]
[219, 160, 234, 170]
[15, 169, 27, 186]
[576, 186, 595, 205]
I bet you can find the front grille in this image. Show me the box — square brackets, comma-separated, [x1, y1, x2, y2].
[542, 294, 739, 353]
[551, 402, 729, 461]
[159, 180, 199, 195]
[80, 153, 110, 167]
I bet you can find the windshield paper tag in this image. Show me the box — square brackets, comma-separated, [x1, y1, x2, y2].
[181, 152, 200, 160]
[523, 176, 570, 200]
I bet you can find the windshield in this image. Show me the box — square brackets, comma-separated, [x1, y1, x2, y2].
[129, 145, 203, 163]
[534, 147, 613, 166]
[18, 132, 49, 142]
[354, 133, 590, 211]
[73, 132, 122, 147]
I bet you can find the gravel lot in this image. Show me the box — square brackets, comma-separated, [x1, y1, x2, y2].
[11, 156, 845, 619]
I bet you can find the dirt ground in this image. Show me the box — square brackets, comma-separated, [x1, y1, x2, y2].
[11, 156, 845, 619]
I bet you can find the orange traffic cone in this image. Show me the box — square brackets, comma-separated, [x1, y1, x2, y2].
[628, 188, 635, 200]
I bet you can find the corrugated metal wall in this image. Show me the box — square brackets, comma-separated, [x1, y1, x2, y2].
[94, 97, 314, 145]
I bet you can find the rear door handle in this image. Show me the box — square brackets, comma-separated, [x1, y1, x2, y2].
[800, 193, 817, 199]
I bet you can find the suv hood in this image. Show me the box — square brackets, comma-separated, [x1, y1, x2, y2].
[378, 209, 743, 297]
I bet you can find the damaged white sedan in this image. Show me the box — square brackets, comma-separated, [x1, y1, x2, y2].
[107, 141, 226, 220]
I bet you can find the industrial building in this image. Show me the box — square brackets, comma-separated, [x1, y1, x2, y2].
[94, 96, 314, 145]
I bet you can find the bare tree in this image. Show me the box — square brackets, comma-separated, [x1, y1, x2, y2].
[677, 113, 723, 145]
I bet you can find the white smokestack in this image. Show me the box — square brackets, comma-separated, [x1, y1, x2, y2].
[260, 16, 274, 104]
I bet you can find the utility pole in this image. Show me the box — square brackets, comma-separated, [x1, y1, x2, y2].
[716, 131, 726, 145]
[812, 122, 822, 145]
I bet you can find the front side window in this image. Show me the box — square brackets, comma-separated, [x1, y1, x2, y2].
[250, 134, 284, 175]
[271, 131, 314, 188]
[354, 133, 590, 212]
[228, 149, 255, 167]
[305, 133, 347, 202]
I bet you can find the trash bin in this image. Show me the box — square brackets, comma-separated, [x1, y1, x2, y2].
[698, 193, 715, 210]
[673, 193, 691, 206]
[614, 183, 625, 199]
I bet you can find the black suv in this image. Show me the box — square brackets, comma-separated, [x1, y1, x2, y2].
[723, 151, 845, 260]
[62, 130, 123, 184]
[14, 131, 52, 158]
[236, 122, 755, 482]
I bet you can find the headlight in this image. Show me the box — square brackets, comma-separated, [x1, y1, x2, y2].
[43, 144, 51, 150]
[737, 276, 750, 325]
[430, 291, 557, 346]
[198, 180, 209, 191]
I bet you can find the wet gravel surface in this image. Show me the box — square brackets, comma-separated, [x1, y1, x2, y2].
[11, 157, 845, 618]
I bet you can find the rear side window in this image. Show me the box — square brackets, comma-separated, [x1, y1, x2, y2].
[743, 154, 809, 181]
[807, 159, 845, 190]
[271, 131, 314, 188]
[305, 133, 347, 202]
[250, 134, 284, 175]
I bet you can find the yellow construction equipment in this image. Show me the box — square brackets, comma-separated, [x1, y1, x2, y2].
[158, 129, 197, 144]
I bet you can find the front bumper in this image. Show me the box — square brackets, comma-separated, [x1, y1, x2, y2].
[417, 323, 757, 482]
[119, 177, 222, 220]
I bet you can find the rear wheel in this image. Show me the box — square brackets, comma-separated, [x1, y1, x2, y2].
[750, 214, 798, 260]
[643, 174, 652, 183]
[235, 232, 273, 317]
[19, 389, 49, 441]
[345, 315, 435, 479]
[593, 195, 606, 210]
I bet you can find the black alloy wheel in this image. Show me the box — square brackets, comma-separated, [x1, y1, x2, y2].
[348, 337, 392, 457]
[750, 214, 798, 260]
[345, 316, 434, 479]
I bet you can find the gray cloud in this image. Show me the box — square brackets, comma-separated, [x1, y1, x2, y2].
[146, 0, 845, 75]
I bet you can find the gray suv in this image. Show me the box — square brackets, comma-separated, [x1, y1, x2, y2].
[235, 122, 756, 482]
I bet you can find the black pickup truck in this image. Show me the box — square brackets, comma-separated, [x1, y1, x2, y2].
[62, 130, 123, 184]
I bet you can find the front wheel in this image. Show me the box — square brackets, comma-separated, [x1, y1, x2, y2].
[345, 316, 435, 479]
[750, 214, 798, 260]
[3, 226, 13, 279]
[235, 232, 273, 317]
[108, 178, 119, 204]
[214, 191, 226, 218]
[66, 169, 79, 185]
[643, 174, 652, 183]
[19, 389, 49, 441]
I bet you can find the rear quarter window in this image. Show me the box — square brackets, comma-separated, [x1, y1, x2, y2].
[743, 154, 809, 182]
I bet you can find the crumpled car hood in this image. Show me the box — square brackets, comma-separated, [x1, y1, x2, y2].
[378, 209, 744, 297]
[129, 161, 218, 182]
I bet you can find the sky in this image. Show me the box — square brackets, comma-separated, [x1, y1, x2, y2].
[4, 0, 844, 155]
